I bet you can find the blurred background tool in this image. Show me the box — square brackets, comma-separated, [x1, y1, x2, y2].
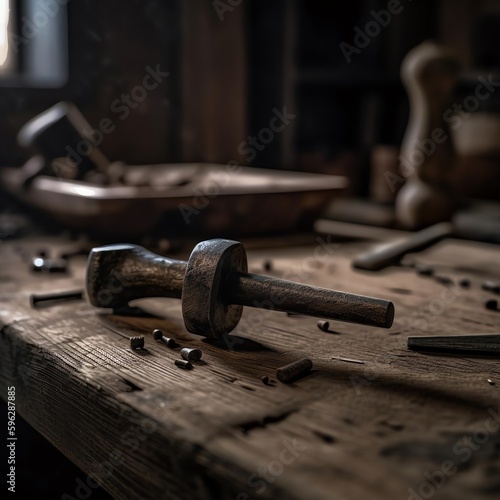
[408, 334, 500, 356]
[352, 222, 453, 271]
[353, 209, 500, 271]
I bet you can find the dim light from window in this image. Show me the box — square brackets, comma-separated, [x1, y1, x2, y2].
[0, 0, 9, 66]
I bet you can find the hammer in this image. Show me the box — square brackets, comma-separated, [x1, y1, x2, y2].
[86, 239, 394, 338]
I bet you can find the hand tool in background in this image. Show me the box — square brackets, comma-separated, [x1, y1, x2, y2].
[86, 239, 395, 338]
[17, 101, 111, 185]
[352, 222, 452, 271]
[408, 334, 500, 356]
[333, 208, 500, 271]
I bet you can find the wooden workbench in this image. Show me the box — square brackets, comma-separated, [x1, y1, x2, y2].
[1, 233, 500, 499]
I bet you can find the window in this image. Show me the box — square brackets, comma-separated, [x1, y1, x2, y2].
[0, 0, 68, 86]
[0, 0, 10, 69]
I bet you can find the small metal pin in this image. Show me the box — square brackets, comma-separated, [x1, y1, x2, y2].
[276, 359, 313, 383]
[408, 334, 500, 356]
[332, 357, 365, 365]
[31, 290, 84, 308]
[434, 275, 454, 286]
[485, 299, 498, 311]
[488, 379, 495, 386]
[152, 329, 178, 348]
[180, 348, 202, 362]
[415, 264, 434, 276]
[482, 281, 500, 294]
[175, 359, 193, 370]
[458, 278, 470, 288]
[130, 336, 145, 350]
[317, 320, 330, 332]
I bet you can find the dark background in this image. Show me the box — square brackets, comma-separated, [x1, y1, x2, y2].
[1, 0, 500, 195]
[2, 0, 500, 497]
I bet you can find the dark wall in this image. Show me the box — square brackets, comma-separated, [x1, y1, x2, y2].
[0, 0, 181, 167]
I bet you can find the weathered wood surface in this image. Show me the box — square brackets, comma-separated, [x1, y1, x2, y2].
[1, 234, 500, 500]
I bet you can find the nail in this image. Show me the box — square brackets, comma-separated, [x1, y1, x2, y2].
[482, 281, 500, 294]
[317, 320, 330, 332]
[152, 329, 178, 348]
[180, 348, 202, 362]
[434, 275, 454, 286]
[130, 336, 145, 350]
[276, 359, 313, 383]
[485, 299, 498, 311]
[31, 290, 84, 308]
[175, 359, 193, 370]
[415, 264, 434, 276]
[458, 278, 470, 288]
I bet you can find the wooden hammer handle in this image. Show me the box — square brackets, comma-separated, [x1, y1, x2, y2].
[229, 272, 394, 328]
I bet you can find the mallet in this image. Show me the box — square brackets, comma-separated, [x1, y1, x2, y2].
[86, 239, 394, 337]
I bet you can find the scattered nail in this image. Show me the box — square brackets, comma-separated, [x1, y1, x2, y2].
[482, 281, 500, 294]
[130, 336, 145, 350]
[434, 275, 454, 286]
[332, 357, 365, 365]
[181, 348, 202, 362]
[276, 359, 313, 383]
[485, 299, 498, 311]
[458, 278, 470, 288]
[151, 328, 162, 339]
[415, 264, 434, 276]
[152, 329, 178, 348]
[175, 359, 193, 370]
[30, 290, 84, 308]
[317, 320, 330, 332]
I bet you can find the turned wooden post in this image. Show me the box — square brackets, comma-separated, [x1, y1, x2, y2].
[396, 41, 460, 229]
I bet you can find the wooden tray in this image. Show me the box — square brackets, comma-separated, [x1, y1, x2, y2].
[1, 163, 347, 238]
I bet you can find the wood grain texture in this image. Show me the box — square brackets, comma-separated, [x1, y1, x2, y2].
[1, 235, 500, 499]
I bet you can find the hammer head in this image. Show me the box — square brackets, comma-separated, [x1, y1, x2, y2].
[86, 244, 186, 309]
[182, 239, 247, 338]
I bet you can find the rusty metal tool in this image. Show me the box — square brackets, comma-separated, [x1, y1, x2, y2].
[408, 334, 500, 356]
[86, 239, 394, 338]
